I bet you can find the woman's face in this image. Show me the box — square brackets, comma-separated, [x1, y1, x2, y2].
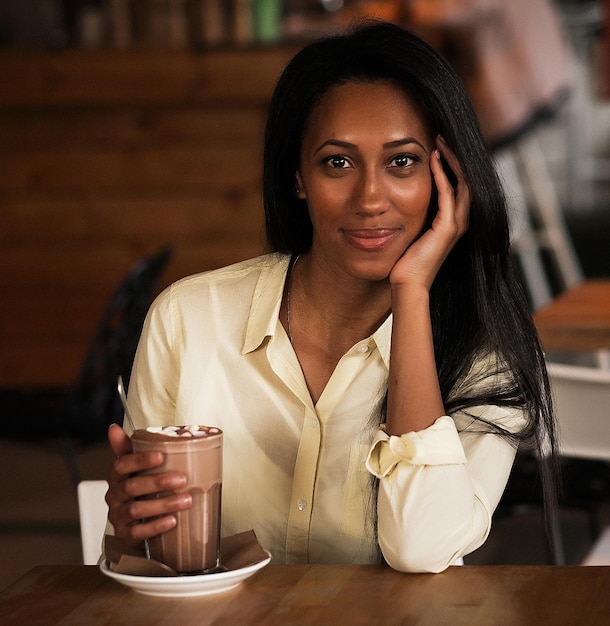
[297, 80, 435, 282]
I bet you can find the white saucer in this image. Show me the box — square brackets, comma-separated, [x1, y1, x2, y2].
[99, 552, 271, 598]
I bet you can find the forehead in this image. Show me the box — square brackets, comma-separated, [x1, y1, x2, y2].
[304, 80, 431, 142]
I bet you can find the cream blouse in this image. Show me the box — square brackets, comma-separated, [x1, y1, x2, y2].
[126, 253, 526, 572]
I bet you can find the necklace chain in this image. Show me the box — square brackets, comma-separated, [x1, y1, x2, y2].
[286, 254, 300, 344]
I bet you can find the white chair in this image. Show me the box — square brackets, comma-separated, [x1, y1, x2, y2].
[496, 134, 584, 312]
[547, 362, 610, 564]
[582, 526, 610, 566]
[548, 362, 610, 462]
[77, 480, 109, 565]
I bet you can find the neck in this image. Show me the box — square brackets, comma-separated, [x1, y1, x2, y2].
[287, 252, 391, 347]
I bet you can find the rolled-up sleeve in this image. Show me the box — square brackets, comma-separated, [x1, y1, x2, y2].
[367, 416, 466, 476]
[366, 407, 525, 573]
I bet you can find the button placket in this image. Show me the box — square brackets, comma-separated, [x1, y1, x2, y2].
[285, 406, 320, 561]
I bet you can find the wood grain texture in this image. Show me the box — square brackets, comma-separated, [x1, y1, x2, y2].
[534, 280, 610, 351]
[1, 564, 610, 625]
[0, 48, 297, 107]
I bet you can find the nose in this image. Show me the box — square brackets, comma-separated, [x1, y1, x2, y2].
[354, 167, 386, 216]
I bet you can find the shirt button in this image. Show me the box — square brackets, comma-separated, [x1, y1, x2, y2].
[357, 344, 369, 354]
[297, 499, 307, 511]
[310, 419, 318, 428]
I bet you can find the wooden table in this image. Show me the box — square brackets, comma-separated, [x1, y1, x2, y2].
[533, 279, 610, 352]
[2, 564, 610, 625]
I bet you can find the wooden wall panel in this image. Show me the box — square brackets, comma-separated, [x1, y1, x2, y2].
[1, 190, 265, 243]
[0, 145, 262, 190]
[0, 108, 265, 150]
[0, 47, 295, 387]
[0, 48, 296, 107]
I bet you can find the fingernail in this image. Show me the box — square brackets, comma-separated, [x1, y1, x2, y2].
[435, 149, 441, 159]
[159, 515, 177, 531]
[437, 134, 447, 144]
[162, 473, 187, 488]
[178, 493, 192, 507]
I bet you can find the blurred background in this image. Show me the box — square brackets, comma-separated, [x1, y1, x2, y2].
[1, 0, 609, 589]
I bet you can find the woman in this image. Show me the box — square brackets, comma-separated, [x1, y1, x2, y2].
[106, 21, 556, 573]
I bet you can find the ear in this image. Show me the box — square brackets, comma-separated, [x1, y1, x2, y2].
[295, 172, 306, 199]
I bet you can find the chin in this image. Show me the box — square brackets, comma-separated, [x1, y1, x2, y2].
[348, 257, 396, 283]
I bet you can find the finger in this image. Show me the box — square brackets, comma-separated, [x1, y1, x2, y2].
[120, 471, 188, 500]
[430, 147, 455, 201]
[436, 135, 464, 180]
[111, 449, 165, 480]
[435, 136, 470, 231]
[429, 148, 458, 228]
[108, 423, 133, 457]
[108, 424, 165, 479]
[107, 479, 191, 542]
[125, 491, 192, 523]
[112, 493, 191, 545]
[122, 514, 179, 545]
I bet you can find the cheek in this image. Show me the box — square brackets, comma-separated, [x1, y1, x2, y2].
[394, 178, 433, 220]
[303, 184, 346, 221]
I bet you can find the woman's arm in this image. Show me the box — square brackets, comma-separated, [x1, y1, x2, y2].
[105, 287, 191, 547]
[368, 399, 526, 572]
[375, 137, 512, 572]
[386, 136, 470, 435]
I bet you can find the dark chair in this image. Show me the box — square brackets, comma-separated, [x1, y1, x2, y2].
[66, 244, 173, 444]
[0, 245, 173, 486]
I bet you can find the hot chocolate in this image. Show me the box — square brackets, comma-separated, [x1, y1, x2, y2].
[131, 425, 223, 573]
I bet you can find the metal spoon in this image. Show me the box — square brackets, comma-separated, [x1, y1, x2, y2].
[116, 376, 136, 432]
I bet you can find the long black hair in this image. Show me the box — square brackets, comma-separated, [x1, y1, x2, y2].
[263, 20, 557, 487]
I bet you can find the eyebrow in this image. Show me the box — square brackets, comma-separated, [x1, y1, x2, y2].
[313, 137, 427, 155]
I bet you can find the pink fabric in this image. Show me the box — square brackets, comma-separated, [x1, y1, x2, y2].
[604, 0, 610, 98]
[405, 0, 574, 147]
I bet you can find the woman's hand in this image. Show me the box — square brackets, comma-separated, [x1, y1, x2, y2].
[389, 135, 470, 290]
[105, 424, 192, 547]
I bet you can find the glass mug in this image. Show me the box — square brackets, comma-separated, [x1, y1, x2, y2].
[131, 425, 223, 574]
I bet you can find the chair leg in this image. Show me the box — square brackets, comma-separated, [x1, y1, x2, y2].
[496, 148, 554, 310]
[514, 135, 584, 292]
[588, 505, 603, 544]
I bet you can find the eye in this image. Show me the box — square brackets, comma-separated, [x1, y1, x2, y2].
[389, 154, 416, 168]
[324, 155, 351, 169]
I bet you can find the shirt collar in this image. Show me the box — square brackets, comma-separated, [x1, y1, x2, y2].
[371, 314, 392, 369]
[241, 252, 392, 370]
[242, 254, 291, 354]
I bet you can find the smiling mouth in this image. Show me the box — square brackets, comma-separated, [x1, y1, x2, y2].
[341, 228, 401, 251]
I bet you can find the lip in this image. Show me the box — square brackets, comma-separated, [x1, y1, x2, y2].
[341, 228, 401, 251]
